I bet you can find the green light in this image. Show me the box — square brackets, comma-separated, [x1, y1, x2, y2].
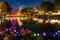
[37, 34, 39, 36]
[34, 33, 36, 36]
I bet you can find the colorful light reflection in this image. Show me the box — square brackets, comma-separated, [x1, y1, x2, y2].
[10, 18, 17, 25]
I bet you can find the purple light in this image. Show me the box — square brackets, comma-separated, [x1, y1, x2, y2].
[10, 18, 13, 21]
[6, 29, 8, 31]
[10, 18, 17, 25]
[43, 32, 46, 36]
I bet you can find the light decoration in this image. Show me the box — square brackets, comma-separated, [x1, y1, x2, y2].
[37, 34, 39, 36]
[0, 9, 1, 15]
[18, 34, 20, 36]
[17, 18, 23, 27]
[9, 28, 11, 31]
[5, 7, 24, 27]
[10, 17, 23, 27]
[55, 32, 58, 35]
[34, 33, 36, 36]
[58, 10, 60, 14]
[10, 18, 17, 25]
[58, 30, 60, 33]
[16, 32, 18, 34]
[33, 18, 38, 21]
[38, 19, 43, 23]
[53, 34, 55, 37]
[52, 30, 60, 36]
[43, 32, 46, 36]
[2, 17, 9, 20]
[6, 29, 8, 31]
[50, 19, 58, 24]
[14, 30, 16, 32]
[45, 20, 48, 23]
[51, 13, 60, 15]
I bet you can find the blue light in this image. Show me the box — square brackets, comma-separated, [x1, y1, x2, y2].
[9, 28, 11, 30]
[58, 30, 60, 33]
[55, 32, 58, 35]
[53, 34, 55, 37]
[18, 34, 20, 36]
[16, 32, 18, 34]
[14, 30, 16, 32]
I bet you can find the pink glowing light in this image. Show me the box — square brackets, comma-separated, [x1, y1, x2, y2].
[10, 18, 17, 25]
[43, 32, 46, 36]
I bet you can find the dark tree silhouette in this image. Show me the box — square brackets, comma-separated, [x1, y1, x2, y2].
[39, 1, 56, 13]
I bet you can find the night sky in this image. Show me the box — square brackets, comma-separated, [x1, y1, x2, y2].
[1, 0, 53, 8]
